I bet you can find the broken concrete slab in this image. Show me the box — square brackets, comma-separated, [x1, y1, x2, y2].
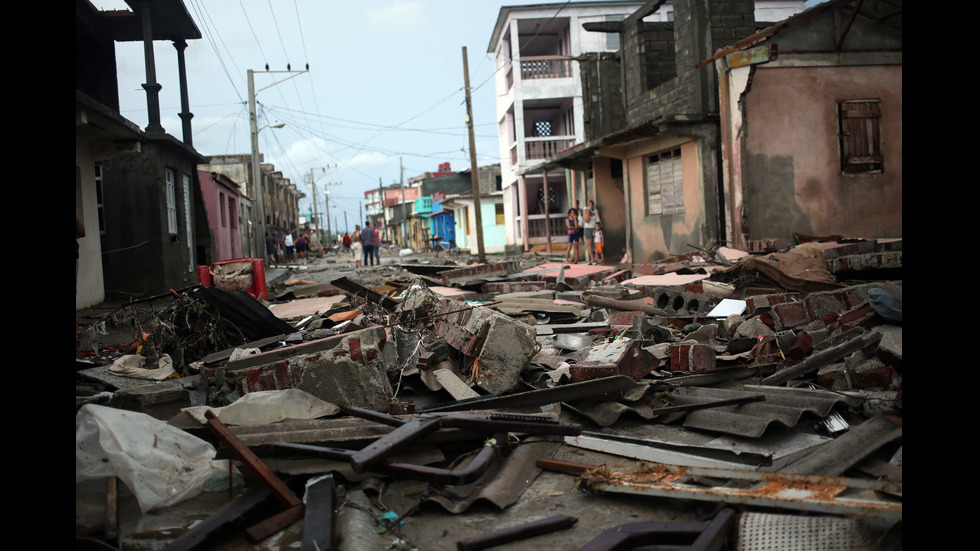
[432, 299, 536, 395]
[110, 383, 190, 421]
[216, 326, 394, 410]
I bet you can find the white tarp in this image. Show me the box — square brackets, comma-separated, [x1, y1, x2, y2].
[182, 388, 340, 426]
[75, 404, 229, 513]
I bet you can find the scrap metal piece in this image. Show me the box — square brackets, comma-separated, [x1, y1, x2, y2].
[330, 276, 399, 310]
[579, 463, 902, 520]
[276, 437, 502, 486]
[300, 475, 335, 551]
[162, 486, 272, 551]
[579, 508, 736, 551]
[345, 409, 581, 474]
[456, 515, 578, 551]
[420, 375, 639, 413]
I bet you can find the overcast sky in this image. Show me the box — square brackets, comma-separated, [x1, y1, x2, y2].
[98, 0, 560, 233]
[97, 0, 823, 233]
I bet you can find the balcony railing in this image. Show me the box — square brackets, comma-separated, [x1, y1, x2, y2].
[518, 213, 566, 242]
[525, 137, 575, 161]
[520, 56, 572, 80]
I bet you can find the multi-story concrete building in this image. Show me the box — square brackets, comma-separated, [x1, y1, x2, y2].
[488, 1, 806, 254]
[488, 1, 646, 250]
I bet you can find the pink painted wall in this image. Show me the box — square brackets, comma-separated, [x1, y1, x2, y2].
[198, 170, 243, 261]
[740, 64, 902, 240]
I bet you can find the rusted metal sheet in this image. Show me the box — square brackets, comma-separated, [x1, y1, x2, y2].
[456, 515, 578, 551]
[579, 463, 902, 520]
[726, 45, 772, 68]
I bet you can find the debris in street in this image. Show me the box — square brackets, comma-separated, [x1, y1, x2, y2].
[456, 515, 578, 551]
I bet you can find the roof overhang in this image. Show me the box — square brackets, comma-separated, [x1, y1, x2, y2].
[85, 0, 201, 42]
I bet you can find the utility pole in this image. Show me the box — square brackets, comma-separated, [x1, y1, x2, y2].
[462, 46, 486, 262]
[377, 177, 385, 238]
[248, 66, 306, 259]
[344, 211, 349, 235]
[307, 166, 336, 248]
[400, 156, 405, 246]
[309, 168, 319, 248]
[324, 181, 340, 246]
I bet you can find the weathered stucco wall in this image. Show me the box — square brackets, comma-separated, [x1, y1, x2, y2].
[592, 157, 627, 262]
[623, 138, 713, 262]
[741, 64, 902, 240]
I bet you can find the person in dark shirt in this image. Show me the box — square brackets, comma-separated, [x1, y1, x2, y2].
[360, 221, 376, 266]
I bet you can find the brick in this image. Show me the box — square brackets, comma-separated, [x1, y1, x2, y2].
[275, 362, 290, 388]
[289, 365, 303, 385]
[259, 371, 276, 390]
[839, 304, 876, 330]
[609, 310, 645, 327]
[852, 366, 895, 389]
[788, 331, 814, 360]
[771, 301, 809, 330]
[246, 368, 261, 392]
[670, 343, 717, 373]
[349, 338, 362, 362]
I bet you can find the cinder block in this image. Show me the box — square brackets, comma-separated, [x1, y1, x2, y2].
[670, 343, 717, 373]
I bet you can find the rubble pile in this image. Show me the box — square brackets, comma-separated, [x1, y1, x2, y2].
[75, 238, 902, 550]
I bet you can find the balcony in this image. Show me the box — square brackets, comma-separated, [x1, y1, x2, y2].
[520, 56, 572, 80]
[517, 213, 567, 244]
[525, 136, 575, 161]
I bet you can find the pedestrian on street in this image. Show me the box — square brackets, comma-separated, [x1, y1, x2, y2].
[373, 225, 382, 265]
[283, 229, 295, 263]
[360, 221, 376, 266]
[265, 232, 278, 267]
[565, 208, 580, 264]
[351, 225, 363, 268]
[582, 199, 600, 264]
[594, 221, 605, 264]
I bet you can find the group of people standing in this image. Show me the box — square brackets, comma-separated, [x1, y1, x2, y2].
[343, 221, 381, 268]
[565, 199, 604, 265]
[265, 227, 314, 268]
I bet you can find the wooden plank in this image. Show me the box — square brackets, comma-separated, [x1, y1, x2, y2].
[432, 369, 480, 400]
[245, 504, 305, 543]
[205, 410, 302, 509]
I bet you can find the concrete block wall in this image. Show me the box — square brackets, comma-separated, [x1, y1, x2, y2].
[214, 327, 393, 410]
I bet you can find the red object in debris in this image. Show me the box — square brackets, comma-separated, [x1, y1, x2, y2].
[196, 258, 268, 300]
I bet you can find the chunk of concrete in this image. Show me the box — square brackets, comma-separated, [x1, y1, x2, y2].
[432, 299, 536, 394]
[110, 383, 190, 421]
[218, 326, 393, 411]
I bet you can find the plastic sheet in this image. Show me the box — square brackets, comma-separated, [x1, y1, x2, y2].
[75, 404, 229, 513]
